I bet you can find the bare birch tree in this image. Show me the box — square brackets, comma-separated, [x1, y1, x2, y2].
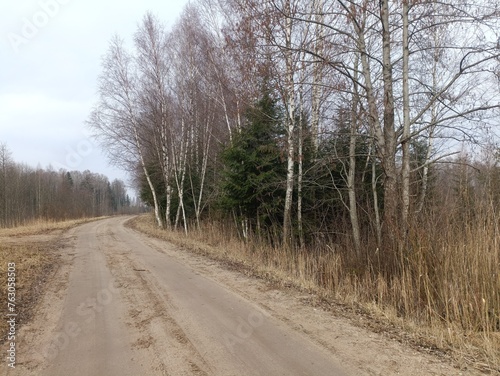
[134, 13, 174, 229]
[87, 36, 164, 227]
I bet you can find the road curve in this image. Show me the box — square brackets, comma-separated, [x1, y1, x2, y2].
[9, 217, 348, 376]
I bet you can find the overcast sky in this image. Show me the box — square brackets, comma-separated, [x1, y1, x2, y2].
[0, 0, 188, 192]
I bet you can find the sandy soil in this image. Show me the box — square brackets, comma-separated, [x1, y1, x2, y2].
[0, 216, 487, 375]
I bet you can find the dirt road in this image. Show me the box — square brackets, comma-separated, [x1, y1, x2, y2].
[2, 217, 475, 375]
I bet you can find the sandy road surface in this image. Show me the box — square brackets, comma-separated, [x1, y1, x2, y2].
[3, 217, 347, 375]
[2, 217, 476, 375]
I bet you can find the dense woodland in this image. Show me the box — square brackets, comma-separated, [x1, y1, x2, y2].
[89, 0, 499, 363]
[0, 142, 137, 228]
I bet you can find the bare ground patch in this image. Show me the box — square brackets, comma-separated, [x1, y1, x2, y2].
[98, 227, 211, 376]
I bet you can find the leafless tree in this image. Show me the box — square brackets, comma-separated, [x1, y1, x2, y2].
[87, 36, 164, 227]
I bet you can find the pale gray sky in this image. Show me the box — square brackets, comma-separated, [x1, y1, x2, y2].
[0, 0, 188, 190]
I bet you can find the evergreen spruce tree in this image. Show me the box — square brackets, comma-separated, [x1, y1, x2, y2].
[220, 89, 286, 232]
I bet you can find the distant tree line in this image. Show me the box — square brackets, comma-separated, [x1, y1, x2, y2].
[0, 142, 140, 228]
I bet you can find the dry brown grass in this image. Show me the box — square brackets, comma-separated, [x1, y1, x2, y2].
[0, 216, 109, 237]
[0, 244, 55, 343]
[0, 216, 108, 343]
[128, 213, 500, 373]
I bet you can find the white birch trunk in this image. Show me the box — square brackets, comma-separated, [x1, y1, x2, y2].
[372, 153, 382, 247]
[282, 0, 296, 247]
[380, 0, 398, 239]
[196, 118, 212, 228]
[173, 118, 189, 235]
[297, 63, 305, 250]
[310, 0, 325, 152]
[135, 127, 163, 228]
[401, 0, 411, 227]
[348, 56, 361, 255]
[416, 10, 439, 214]
[352, 7, 384, 248]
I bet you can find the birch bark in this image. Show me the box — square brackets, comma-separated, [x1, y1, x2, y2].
[282, 0, 296, 247]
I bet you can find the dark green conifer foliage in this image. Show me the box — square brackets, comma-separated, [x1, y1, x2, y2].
[220, 90, 286, 231]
